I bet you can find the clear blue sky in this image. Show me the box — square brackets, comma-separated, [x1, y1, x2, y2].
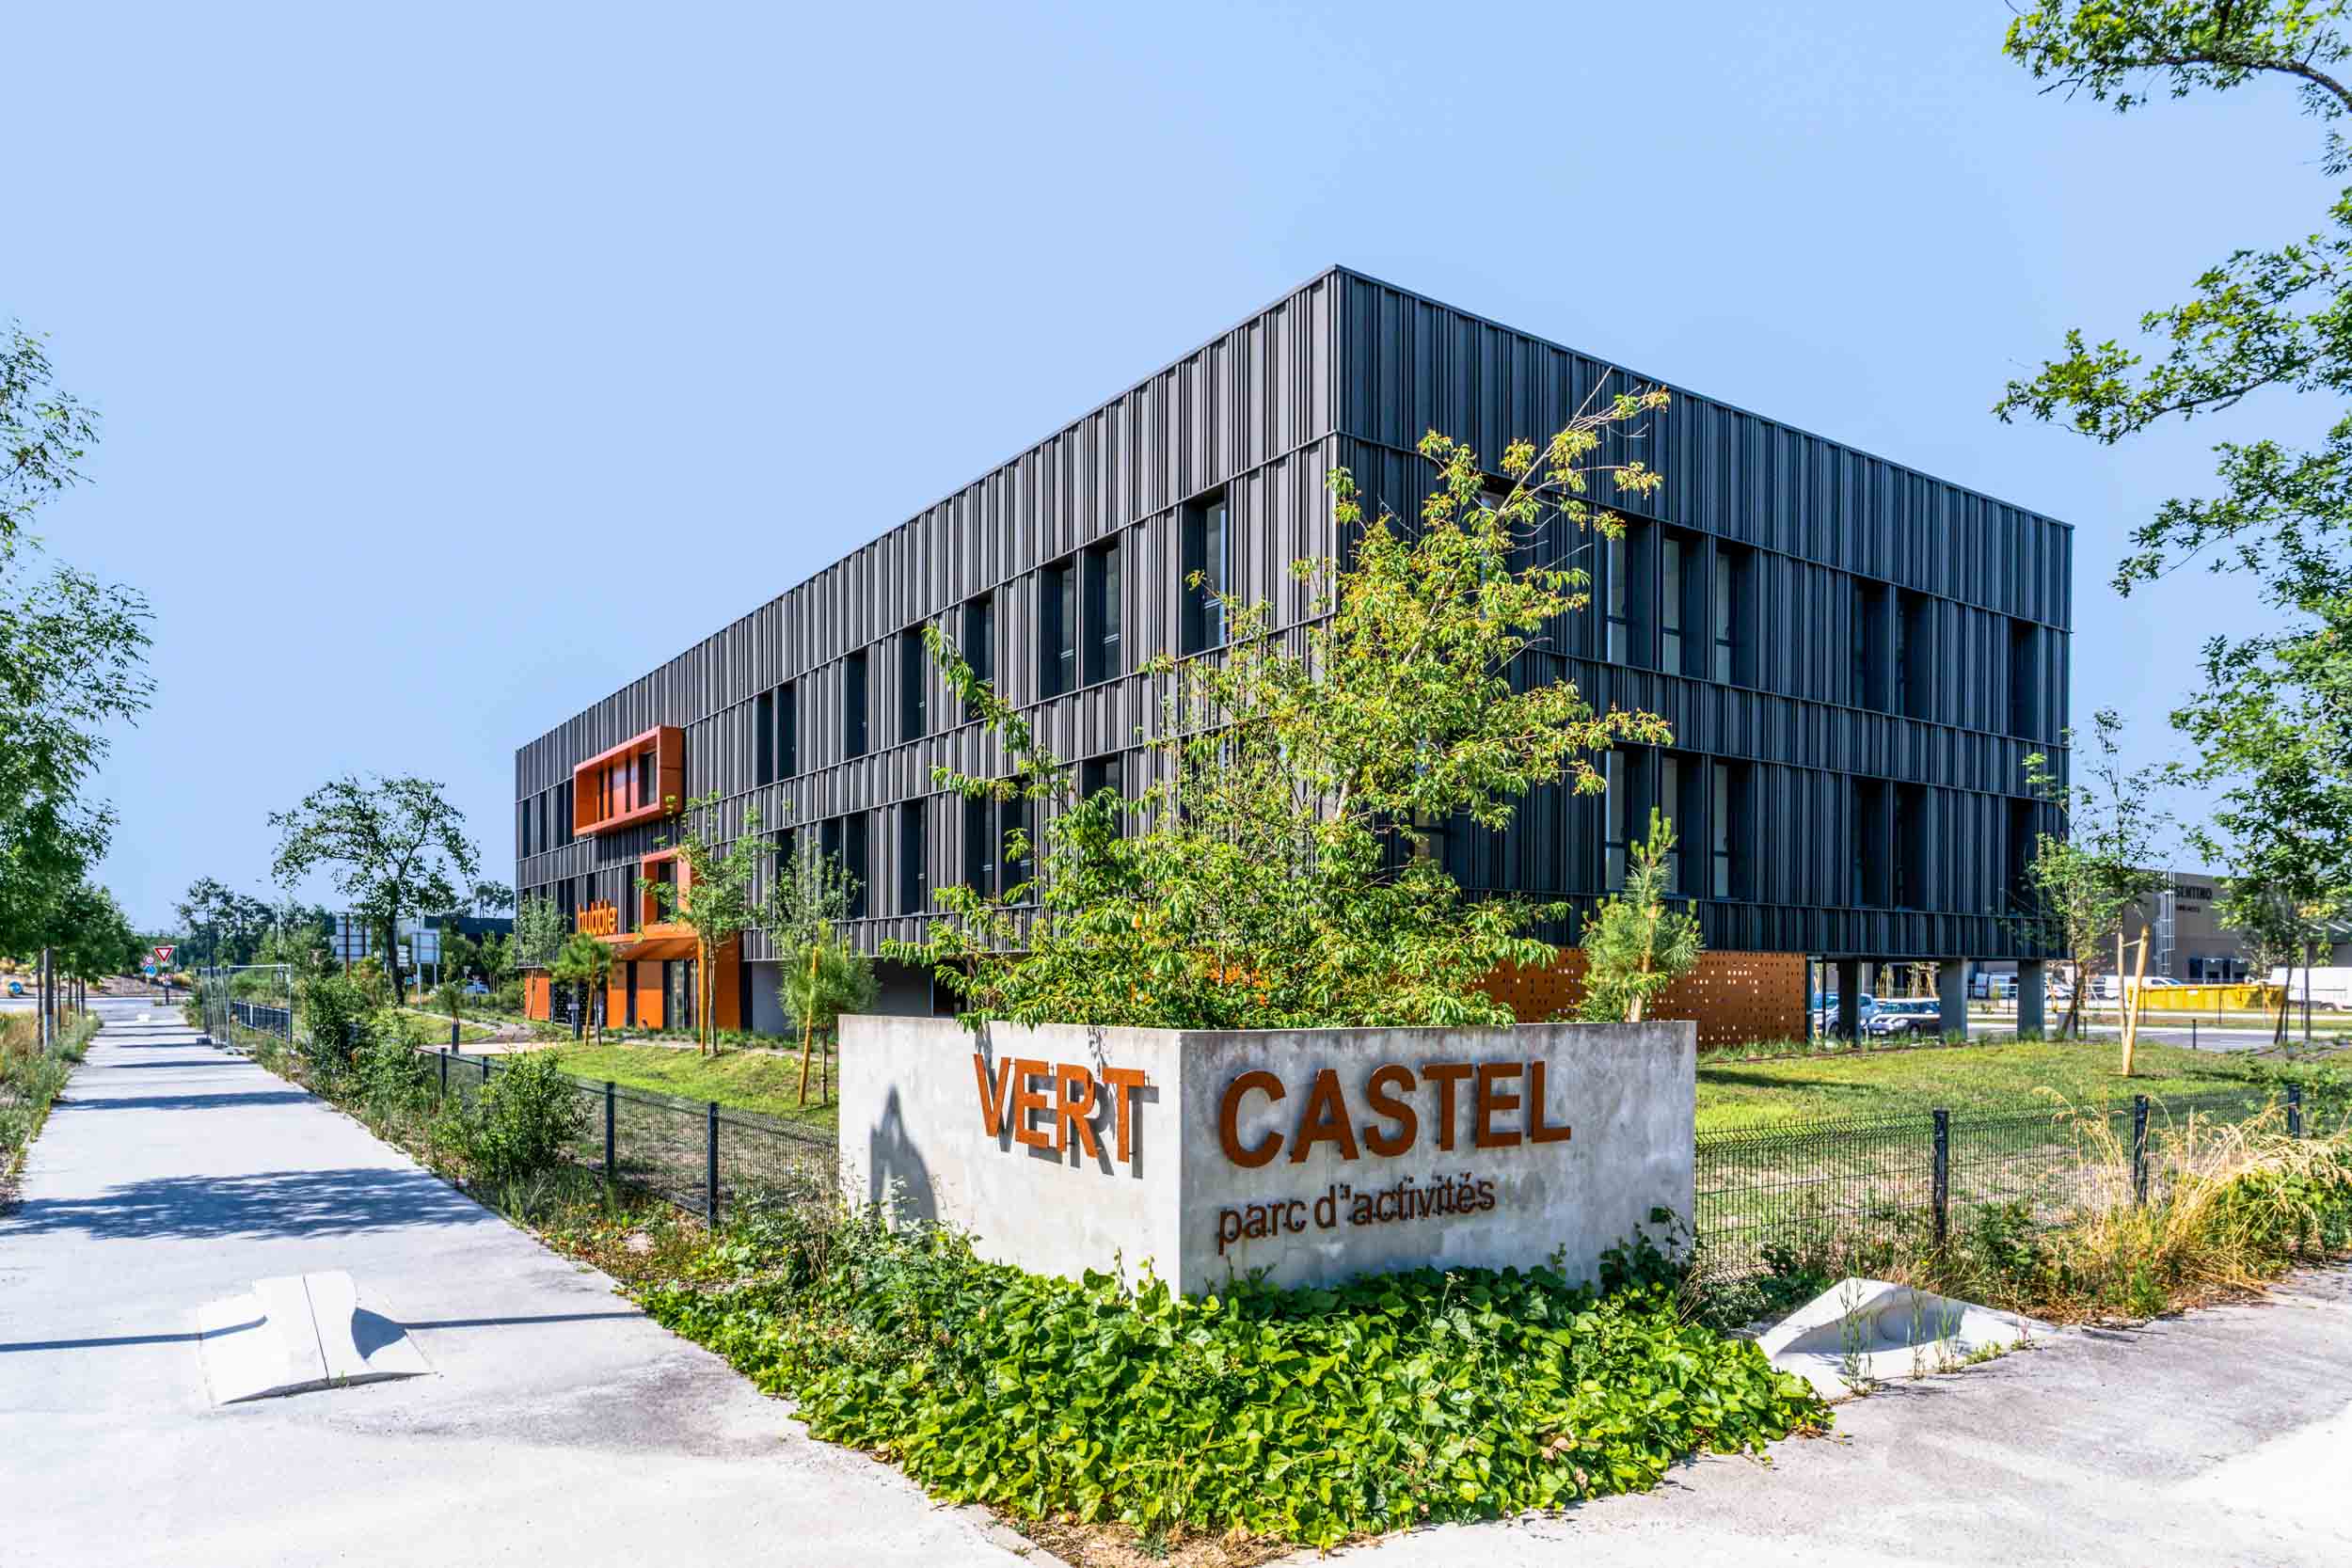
[11, 2, 2317, 929]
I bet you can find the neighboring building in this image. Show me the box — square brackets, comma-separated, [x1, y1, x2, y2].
[331, 911, 515, 980]
[1979, 871, 2352, 989]
[514, 266, 2074, 1038]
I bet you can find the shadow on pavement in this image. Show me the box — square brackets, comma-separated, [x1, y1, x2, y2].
[0, 1166, 486, 1241]
[66, 1091, 315, 1112]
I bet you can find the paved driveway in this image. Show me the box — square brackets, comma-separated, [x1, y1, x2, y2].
[0, 1002, 1025, 1567]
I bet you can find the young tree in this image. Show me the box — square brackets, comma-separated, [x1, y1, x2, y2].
[268, 775, 484, 1007]
[0, 325, 151, 965]
[1999, 3, 2352, 939]
[642, 794, 779, 1056]
[2019, 710, 2172, 1057]
[1, 321, 100, 557]
[889, 399, 1675, 1030]
[549, 931, 613, 1042]
[769, 836, 874, 1104]
[512, 894, 566, 974]
[1577, 810, 1703, 1023]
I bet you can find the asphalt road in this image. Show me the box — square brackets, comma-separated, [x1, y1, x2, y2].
[0, 999, 1028, 1568]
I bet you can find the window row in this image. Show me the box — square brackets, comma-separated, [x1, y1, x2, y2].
[517, 779, 575, 860]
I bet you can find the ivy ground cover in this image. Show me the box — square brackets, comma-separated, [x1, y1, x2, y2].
[638, 1211, 1829, 1550]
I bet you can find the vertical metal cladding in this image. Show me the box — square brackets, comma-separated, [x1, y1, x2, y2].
[516, 265, 2070, 971]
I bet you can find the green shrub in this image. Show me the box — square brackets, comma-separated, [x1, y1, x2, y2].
[297, 973, 373, 1081]
[640, 1216, 1828, 1548]
[456, 1050, 587, 1185]
[353, 1023, 436, 1117]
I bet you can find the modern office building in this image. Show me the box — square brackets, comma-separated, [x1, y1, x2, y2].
[515, 266, 2073, 1040]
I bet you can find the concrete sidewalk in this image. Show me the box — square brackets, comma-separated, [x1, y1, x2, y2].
[0, 1002, 1028, 1567]
[1298, 1267, 2352, 1568]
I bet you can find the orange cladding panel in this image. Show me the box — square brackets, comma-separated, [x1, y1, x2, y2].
[1479, 949, 1807, 1049]
[524, 973, 550, 1022]
[635, 963, 663, 1032]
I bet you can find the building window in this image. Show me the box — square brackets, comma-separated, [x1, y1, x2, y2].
[518, 800, 532, 860]
[1713, 544, 1753, 686]
[771, 826, 797, 908]
[844, 648, 868, 759]
[1040, 556, 1076, 698]
[778, 680, 799, 778]
[1659, 753, 1682, 890]
[1894, 782, 1927, 909]
[899, 800, 926, 914]
[1181, 495, 1231, 655]
[961, 793, 995, 894]
[2009, 619, 2039, 737]
[1661, 537, 1685, 676]
[1605, 532, 1629, 664]
[1081, 755, 1121, 835]
[1851, 578, 1886, 714]
[634, 749, 653, 811]
[1897, 590, 1932, 721]
[1603, 750, 1628, 889]
[534, 792, 548, 856]
[900, 628, 927, 742]
[755, 689, 775, 786]
[556, 780, 573, 847]
[962, 592, 995, 691]
[844, 811, 868, 919]
[1084, 534, 1123, 684]
[1711, 762, 1734, 898]
[1000, 796, 1033, 902]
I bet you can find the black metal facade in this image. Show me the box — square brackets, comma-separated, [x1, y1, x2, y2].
[515, 266, 2069, 977]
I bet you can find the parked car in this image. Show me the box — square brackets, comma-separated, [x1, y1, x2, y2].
[1866, 998, 1944, 1037]
[1810, 993, 1879, 1034]
[462, 979, 490, 998]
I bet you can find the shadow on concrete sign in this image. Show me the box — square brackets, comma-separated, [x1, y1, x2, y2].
[839, 1018, 1696, 1294]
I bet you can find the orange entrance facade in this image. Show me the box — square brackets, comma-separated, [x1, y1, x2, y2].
[522, 840, 743, 1034]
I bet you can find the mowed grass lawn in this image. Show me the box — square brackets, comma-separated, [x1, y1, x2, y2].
[549, 1038, 839, 1134]
[1695, 1037, 2291, 1132]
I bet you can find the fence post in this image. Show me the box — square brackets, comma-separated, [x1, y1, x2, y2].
[2132, 1095, 2151, 1205]
[2191, 1019, 2198, 1052]
[2288, 1083, 2303, 1139]
[604, 1081, 617, 1183]
[481, 1056, 491, 1086]
[451, 1020, 460, 1052]
[1931, 1108, 1949, 1247]
[705, 1101, 721, 1229]
[439, 1049, 449, 1095]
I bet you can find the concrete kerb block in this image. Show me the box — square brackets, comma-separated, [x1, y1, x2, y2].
[1757, 1276, 2055, 1399]
[196, 1270, 432, 1404]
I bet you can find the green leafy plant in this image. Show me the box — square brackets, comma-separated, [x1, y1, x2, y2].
[454, 1049, 588, 1186]
[549, 930, 614, 1042]
[1578, 809, 1702, 1022]
[890, 406, 1674, 1031]
[637, 1214, 1827, 1550]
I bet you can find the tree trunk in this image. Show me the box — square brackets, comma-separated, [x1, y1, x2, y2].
[698, 943, 711, 1056]
[797, 944, 819, 1106]
[2062, 952, 2084, 1039]
[2121, 934, 2150, 1078]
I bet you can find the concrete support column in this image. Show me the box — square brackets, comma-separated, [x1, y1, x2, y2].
[1938, 962, 1969, 1039]
[1836, 958, 1861, 1039]
[2017, 959, 2046, 1038]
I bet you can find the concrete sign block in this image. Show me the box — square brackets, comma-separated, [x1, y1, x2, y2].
[839, 1018, 1695, 1294]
